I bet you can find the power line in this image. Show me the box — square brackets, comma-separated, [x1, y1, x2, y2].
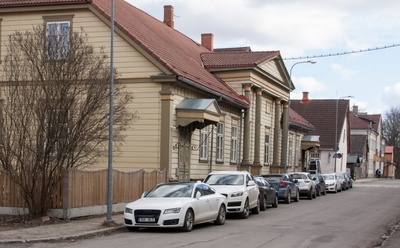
[284, 43, 400, 60]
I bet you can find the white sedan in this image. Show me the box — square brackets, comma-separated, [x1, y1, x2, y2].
[124, 182, 227, 232]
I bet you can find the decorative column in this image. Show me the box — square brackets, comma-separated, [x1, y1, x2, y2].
[160, 85, 173, 176]
[281, 101, 289, 170]
[253, 88, 262, 173]
[241, 83, 252, 168]
[272, 98, 281, 171]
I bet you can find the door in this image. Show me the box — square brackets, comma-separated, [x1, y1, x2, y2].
[178, 126, 191, 182]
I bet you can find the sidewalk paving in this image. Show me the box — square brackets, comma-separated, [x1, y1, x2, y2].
[0, 213, 125, 244]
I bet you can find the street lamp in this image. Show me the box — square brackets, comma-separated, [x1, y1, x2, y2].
[334, 95, 354, 173]
[283, 60, 316, 173]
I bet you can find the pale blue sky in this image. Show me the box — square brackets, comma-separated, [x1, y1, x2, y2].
[127, 0, 400, 115]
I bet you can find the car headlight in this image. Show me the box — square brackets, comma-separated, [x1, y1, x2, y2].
[231, 191, 244, 197]
[164, 208, 181, 214]
[125, 207, 133, 214]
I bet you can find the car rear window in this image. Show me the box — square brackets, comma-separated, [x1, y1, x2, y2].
[291, 174, 306, 180]
[262, 176, 281, 181]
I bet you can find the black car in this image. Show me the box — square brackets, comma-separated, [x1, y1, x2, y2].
[343, 172, 353, 189]
[254, 177, 278, 210]
[260, 174, 300, 204]
[309, 174, 327, 196]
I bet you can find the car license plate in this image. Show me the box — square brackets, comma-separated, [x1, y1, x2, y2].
[138, 217, 155, 222]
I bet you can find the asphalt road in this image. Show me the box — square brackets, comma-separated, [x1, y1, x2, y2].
[9, 179, 400, 248]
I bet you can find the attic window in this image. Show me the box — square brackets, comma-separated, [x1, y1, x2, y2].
[43, 15, 74, 60]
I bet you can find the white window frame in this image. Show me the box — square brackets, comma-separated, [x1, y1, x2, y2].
[264, 134, 270, 165]
[199, 126, 209, 160]
[46, 21, 70, 60]
[230, 126, 238, 162]
[216, 122, 224, 162]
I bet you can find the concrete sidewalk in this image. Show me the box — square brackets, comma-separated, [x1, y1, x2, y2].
[0, 213, 125, 244]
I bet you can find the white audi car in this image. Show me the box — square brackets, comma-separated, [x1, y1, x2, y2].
[124, 182, 227, 232]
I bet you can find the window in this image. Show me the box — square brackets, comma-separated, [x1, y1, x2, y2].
[199, 126, 209, 160]
[264, 134, 270, 165]
[288, 138, 293, 166]
[216, 123, 224, 162]
[230, 126, 238, 162]
[46, 21, 70, 59]
[45, 109, 70, 156]
[265, 101, 272, 114]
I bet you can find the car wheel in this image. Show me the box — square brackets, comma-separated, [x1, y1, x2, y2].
[251, 196, 260, 214]
[294, 190, 300, 202]
[334, 187, 337, 193]
[127, 226, 139, 232]
[260, 195, 267, 211]
[308, 190, 313, 200]
[214, 204, 226, 225]
[312, 188, 317, 198]
[272, 195, 278, 208]
[316, 188, 321, 197]
[322, 188, 327, 195]
[240, 199, 250, 219]
[285, 191, 291, 204]
[180, 209, 194, 232]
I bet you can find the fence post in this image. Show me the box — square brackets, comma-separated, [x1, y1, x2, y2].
[62, 169, 72, 220]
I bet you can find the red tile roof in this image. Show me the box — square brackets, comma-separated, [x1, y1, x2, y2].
[1, 0, 252, 107]
[290, 99, 350, 149]
[349, 111, 370, 129]
[358, 114, 381, 132]
[289, 108, 314, 131]
[0, 0, 90, 7]
[91, 0, 249, 107]
[201, 51, 280, 68]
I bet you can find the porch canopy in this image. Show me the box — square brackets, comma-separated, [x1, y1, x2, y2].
[301, 135, 320, 150]
[176, 98, 222, 127]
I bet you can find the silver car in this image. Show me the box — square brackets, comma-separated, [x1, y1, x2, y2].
[288, 172, 317, 200]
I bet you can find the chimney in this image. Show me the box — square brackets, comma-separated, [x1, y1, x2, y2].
[300, 92, 310, 104]
[353, 105, 358, 115]
[163, 5, 174, 28]
[201, 33, 214, 51]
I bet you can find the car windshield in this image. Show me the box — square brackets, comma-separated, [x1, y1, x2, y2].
[204, 174, 244, 185]
[262, 176, 281, 181]
[145, 184, 193, 198]
[324, 175, 334, 180]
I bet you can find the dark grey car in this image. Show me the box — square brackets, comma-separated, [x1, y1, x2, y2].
[310, 174, 327, 196]
[260, 174, 299, 204]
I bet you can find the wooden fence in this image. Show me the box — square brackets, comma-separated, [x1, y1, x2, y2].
[0, 168, 167, 210]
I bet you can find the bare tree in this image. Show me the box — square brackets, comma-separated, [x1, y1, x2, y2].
[383, 106, 400, 170]
[0, 25, 136, 218]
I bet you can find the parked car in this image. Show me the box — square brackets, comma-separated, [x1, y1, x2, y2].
[254, 177, 279, 210]
[124, 182, 227, 232]
[323, 173, 341, 193]
[260, 173, 299, 203]
[289, 172, 317, 200]
[203, 171, 260, 219]
[336, 173, 348, 191]
[309, 174, 327, 196]
[344, 172, 353, 189]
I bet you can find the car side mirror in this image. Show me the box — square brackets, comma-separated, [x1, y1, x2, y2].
[195, 191, 202, 199]
[248, 180, 256, 186]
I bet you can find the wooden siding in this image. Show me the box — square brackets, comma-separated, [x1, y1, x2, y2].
[0, 9, 162, 78]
